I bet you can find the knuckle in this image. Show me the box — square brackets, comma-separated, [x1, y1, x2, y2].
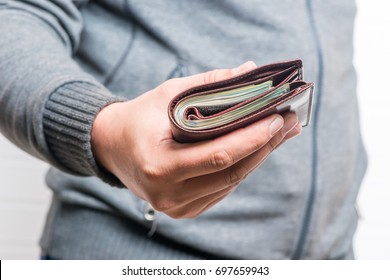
[142, 163, 166, 181]
[226, 166, 249, 185]
[263, 142, 275, 155]
[267, 140, 278, 152]
[148, 187, 186, 213]
[203, 69, 233, 84]
[149, 197, 176, 212]
[248, 135, 268, 151]
[161, 77, 177, 88]
[203, 70, 218, 84]
[209, 150, 234, 170]
[159, 78, 181, 98]
[265, 135, 283, 153]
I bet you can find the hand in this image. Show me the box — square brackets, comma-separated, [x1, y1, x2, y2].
[91, 61, 301, 218]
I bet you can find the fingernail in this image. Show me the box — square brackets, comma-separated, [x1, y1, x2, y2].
[282, 116, 299, 136]
[232, 61, 257, 75]
[269, 116, 284, 136]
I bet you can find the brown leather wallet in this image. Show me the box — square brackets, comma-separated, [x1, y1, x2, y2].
[168, 59, 314, 143]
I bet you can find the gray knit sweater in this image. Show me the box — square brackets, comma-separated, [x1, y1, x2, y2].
[0, 0, 367, 259]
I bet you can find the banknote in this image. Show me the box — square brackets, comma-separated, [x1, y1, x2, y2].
[173, 80, 290, 130]
[169, 59, 314, 143]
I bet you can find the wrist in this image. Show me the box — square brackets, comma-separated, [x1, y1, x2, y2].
[91, 101, 127, 175]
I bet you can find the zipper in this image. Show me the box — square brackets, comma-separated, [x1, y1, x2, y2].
[144, 203, 158, 237]
[292, 0, 324, 259]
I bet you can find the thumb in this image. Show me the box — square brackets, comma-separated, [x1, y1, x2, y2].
[201, 60, 258, 84]
[162, 61, 257, 94]
[231, 61, 258, 76]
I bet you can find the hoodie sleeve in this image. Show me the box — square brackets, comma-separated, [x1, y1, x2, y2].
[0, 0, 126, 186]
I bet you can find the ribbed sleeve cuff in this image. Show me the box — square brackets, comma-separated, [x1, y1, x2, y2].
[42, 81, 127, 187]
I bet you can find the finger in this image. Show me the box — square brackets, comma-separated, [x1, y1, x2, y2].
[285, 123, 302, 140]
[168, 114, 284, 180]
[272, 123, 302, 152]
[164, 183, 237, 219]
[282, 112, 300, 138]
[188, 186, 237, 218]
[175, 128, 286, 203]
[185, 60, 257, 86]
[231, 61, 258, 75]
[272, 114, 301, 150]
[155, 127, 287, 215]
[161, 61, 257, 97]
[196, 193, 231, 216]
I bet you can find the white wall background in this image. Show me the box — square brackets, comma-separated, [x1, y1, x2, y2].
[353, 0, 390, 259]
[0, 0, 389, 259]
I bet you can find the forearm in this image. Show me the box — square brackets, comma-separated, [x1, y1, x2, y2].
[0, 2, 126, 184]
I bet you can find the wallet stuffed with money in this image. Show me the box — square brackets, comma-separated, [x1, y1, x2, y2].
[168, 59, 314, 143]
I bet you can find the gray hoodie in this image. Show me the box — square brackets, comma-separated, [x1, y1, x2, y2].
[0, 0, 367, 259]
